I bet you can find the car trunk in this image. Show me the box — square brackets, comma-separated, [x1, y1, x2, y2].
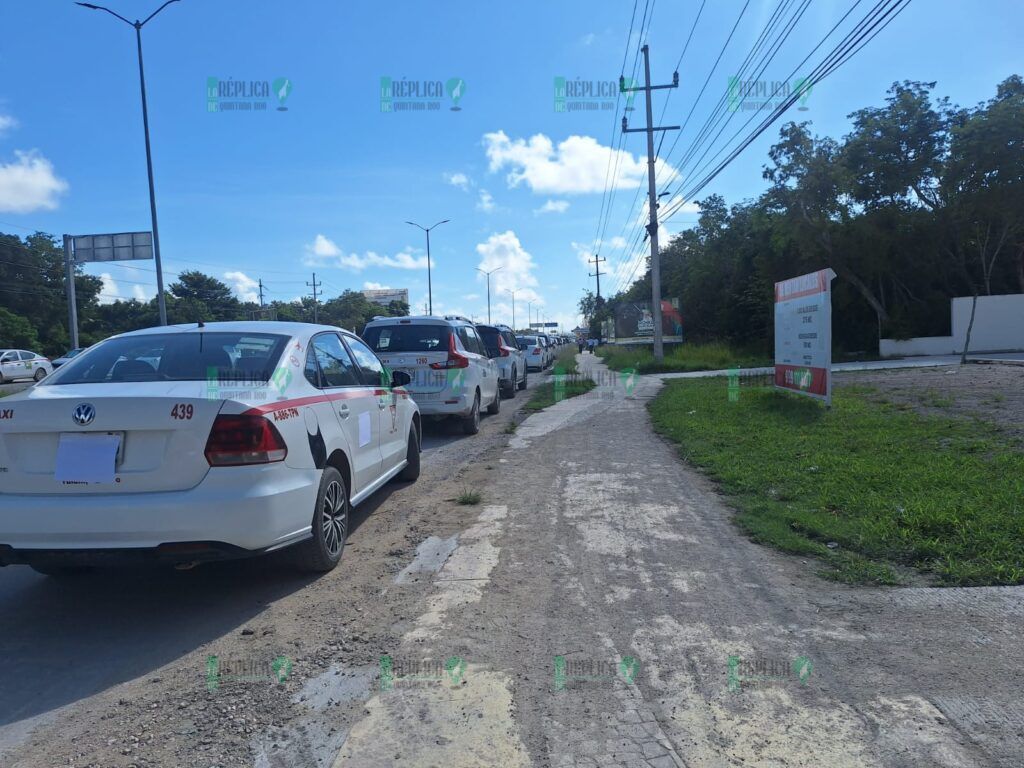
[375, 351, 451, 394]
[367, 324, 454, 395]
[0, 382, 227, 495]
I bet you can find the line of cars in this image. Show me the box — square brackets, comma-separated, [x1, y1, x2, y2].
[0, 317, 571, 578]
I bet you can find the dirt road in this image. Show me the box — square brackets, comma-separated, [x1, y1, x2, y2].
[2, 358, 1022, 767]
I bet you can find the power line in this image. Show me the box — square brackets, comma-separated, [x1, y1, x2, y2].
[661, 0, 912, 224]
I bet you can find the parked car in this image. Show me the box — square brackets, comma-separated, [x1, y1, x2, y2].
[476, 323, 527, 397]
[51, 347, 86, 369]
[0, 349, 52, 383]
[538, 334, 555, 367]
[516, 335, 547, 372]
[0, 322, 420, 576]
[362, 315, 501, 434]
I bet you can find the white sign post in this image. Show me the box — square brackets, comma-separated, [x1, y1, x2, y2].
[774, 268, 836, 405]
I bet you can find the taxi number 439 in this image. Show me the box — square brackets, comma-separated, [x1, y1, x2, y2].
[170, 403, 194, 420]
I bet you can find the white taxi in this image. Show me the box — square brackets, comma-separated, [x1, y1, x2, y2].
[0, 322, 420, 575]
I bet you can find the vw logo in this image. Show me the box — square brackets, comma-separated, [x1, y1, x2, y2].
[72, 403, 96, 426]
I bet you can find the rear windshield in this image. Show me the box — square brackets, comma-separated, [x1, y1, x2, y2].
[476, 326, 501, 352]
[517, 337, 537, 347]
[363, 324, 451, 353]
[44, 332, 290, 385]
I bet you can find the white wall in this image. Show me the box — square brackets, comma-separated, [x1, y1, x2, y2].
[880, 294, 1024, 357]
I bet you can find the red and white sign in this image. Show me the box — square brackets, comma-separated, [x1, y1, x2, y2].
[774, 268, 836, 404]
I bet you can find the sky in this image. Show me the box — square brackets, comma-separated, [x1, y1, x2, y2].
[0, 0, 1021, 332]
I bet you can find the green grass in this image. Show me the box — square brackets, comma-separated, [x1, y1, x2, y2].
[648, 378, 1024, 586]
[596, 342, 769, 374]
[456, 488, 482, 505]
[523, 378, 596, 411]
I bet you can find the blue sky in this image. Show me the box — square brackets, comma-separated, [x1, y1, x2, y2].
[1, 0, 1020, 331]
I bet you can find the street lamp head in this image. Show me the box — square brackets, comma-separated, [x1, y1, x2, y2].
[76, 2, 102, 8]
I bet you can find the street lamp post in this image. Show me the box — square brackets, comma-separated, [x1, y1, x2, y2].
[77, 0, 180, 326]
[505, 288, 516, 330]
[475, 266, 502, 323]
[406, 219, 449, 315]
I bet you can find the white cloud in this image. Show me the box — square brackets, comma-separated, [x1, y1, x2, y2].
[475, 230, 542, 305]
[579, 32, 597, 46]
[443, 171, 471, 190]
[534, 199, 570, 215]
[476, 189, 495, 212]
[363, 281, 390, 290]
[483, 130, 677, 194]
[338, 251, 427, 271]
[224, 270, 260, 303]
[0, 115, 16, 135]
[304, 234, 428, 272]
[132, 284, 149, 302]
[98, 273, 118, 305]
[308, 233, 342, 259]
[464, 293, 480, 301]
[0, 150, 69, 213]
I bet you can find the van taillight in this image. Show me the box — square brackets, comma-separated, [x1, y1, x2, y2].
[429, 333, 470, 369]
[205, 415, 287, 466]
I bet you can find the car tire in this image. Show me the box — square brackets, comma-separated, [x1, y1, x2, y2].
[398, 426, 420, 481]
[291, 466, 348, 573]
[461, 392, 481, 435]
[501, 368, 516, 399]
[518, 369, 528, 390]
[487, 387, 501, 415]
[33, 368, 46, 382]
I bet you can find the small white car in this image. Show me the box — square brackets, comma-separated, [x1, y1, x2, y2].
[0, 322, 420, 576]
[476, 323, 527, 398]
[362, 315, 501, 435]
[0, 349, 53, 383]
[516, 335, 547, 372]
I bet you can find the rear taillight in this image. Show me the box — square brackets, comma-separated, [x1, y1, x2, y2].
[205, 414, 288, 466]
[498, 344, 513, 357]
[430, 333, 470, 369]
[531, 347, 541, 355]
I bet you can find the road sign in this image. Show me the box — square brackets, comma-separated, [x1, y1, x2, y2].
[72, 231, 153, 263]
[774, 268, 836, 405]
[530, 322, 559, 328]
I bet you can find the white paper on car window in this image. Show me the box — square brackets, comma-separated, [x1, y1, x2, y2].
[55, 433, 120, 484]
[358, 411, 372, 447]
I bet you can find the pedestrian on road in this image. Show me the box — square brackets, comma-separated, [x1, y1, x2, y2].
[578, 339, 585, 354]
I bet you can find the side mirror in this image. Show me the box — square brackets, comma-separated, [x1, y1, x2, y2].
[391, 370, 412, 387]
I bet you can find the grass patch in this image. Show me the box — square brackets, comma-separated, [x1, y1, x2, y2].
[503, 422, 517, 434]
[456, 488, 482, 505]
[523, 378, 596, 411]
[648, 378, 1024, 586]
[596, 342, 769, 374]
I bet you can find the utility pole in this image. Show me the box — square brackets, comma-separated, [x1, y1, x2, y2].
[258, 278, 265, 308]
[622, 45, 678, 362]
[588, 254, 607, 302]
[505, 288, 516, 329]
[475, 266, 502, 323]
[307, 272, 321, 323]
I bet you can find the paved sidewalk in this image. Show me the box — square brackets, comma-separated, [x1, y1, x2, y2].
[331, 354, 1024, 767]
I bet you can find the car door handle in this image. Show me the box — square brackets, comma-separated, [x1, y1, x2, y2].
[337, 404, 350, 419]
